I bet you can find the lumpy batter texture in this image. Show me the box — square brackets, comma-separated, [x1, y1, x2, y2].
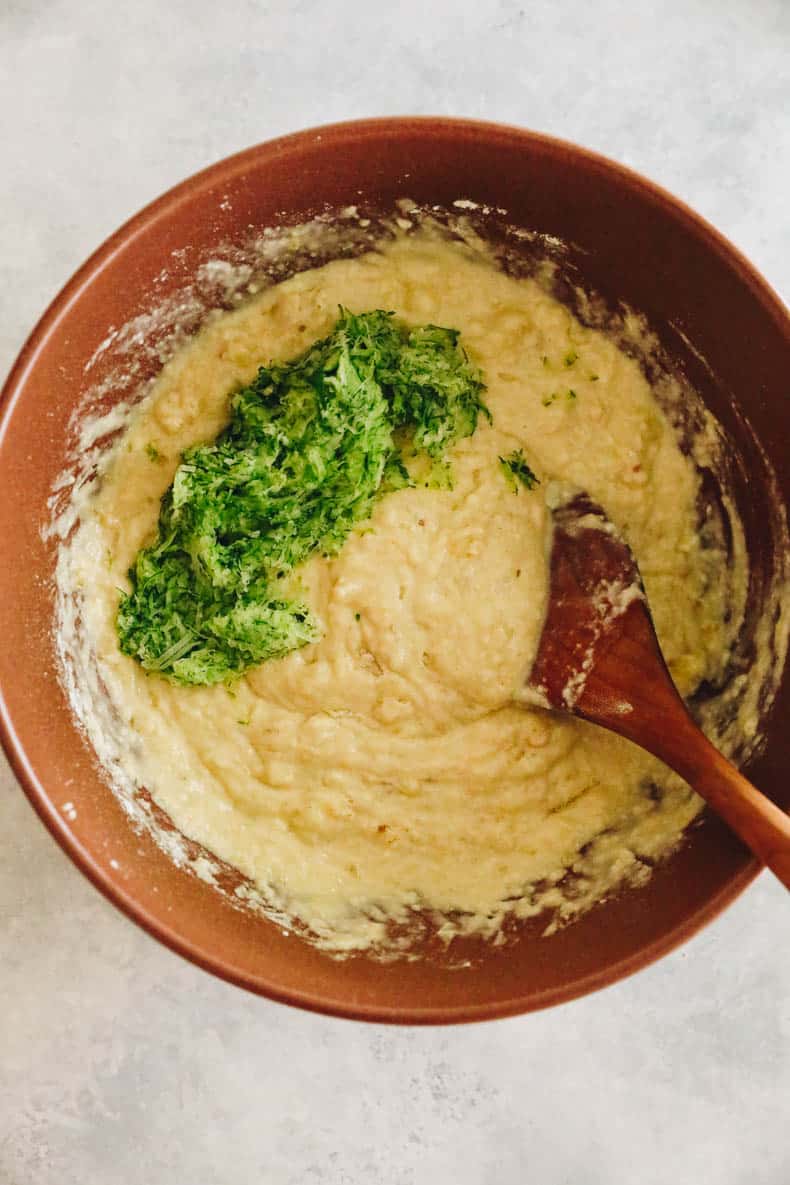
[64, 234, 743, 952]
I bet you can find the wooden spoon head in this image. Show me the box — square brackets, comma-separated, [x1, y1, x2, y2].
[526, 490, 670, 729]
[527, 497, 790, 889]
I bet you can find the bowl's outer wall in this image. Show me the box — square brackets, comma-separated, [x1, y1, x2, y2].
[1, 119, 788, 1022]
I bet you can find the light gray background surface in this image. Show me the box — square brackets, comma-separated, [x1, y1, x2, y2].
[1, 2, 788, 1182]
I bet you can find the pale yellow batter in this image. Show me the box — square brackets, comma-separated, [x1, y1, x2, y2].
[61, 233, 744, 953]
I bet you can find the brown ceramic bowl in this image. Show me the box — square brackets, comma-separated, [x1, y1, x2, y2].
[1, 118, 788, 1023]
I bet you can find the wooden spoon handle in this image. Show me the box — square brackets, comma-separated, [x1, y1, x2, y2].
[605, 682, 790, 890]
[678, 728, 790, 890]
[574, 602, 790, 890]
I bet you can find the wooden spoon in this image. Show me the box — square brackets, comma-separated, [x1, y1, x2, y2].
[525, 489, 790, 889]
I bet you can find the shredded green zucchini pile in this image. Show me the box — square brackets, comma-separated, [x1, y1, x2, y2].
[116, 309, 489, 685]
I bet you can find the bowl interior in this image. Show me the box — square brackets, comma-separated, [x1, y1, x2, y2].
[1, 119, 788, 1021]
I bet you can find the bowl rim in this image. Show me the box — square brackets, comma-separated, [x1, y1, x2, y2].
[2, 115, 787, 1023]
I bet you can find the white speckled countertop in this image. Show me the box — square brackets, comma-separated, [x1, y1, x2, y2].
[1, 2, 789, 1181]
